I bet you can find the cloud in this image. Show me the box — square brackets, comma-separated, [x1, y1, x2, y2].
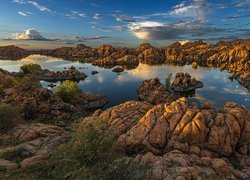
[90, 3, 100, 8]
[111, 0, 229, 41]
[112, 14, 136, 23]
[91, 26, 112, 32]
[235, 0, 250, 11]
[113, 25, 128, 31]
[128, 20, 223, 40]
[224, 13, 250, 20]
[12, 0, 26, 4]
[73, 36, 109, 42]
[169, 0, 211, 21]
[27, 1, 52, 12]
[93, 13, 102, 20]
[66, 10, 85, 19]
[14, 29, 55, 41]
[18, 11, 32, 16]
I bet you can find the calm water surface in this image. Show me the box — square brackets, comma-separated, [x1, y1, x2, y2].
[0, 55, 249, 109]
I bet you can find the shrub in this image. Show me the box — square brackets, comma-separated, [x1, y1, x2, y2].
[20, 63, 42, 74]
[55, 80, 81, 103]
[0, 103, 21, 132]
[0, 73, 16, 89]
[14, 75, 41, 91]
[49, 118, 147, 179]
[165, 73, 172, 90]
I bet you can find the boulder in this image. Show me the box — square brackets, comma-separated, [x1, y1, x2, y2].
[138, 78, 175, 105]
[170, 72, 204, 92]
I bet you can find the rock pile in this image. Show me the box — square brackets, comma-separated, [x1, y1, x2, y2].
[170, 72, 203, 92]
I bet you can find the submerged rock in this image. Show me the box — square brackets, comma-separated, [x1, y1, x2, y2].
[112, 67, 124, 73]
[91, 70, 99, 75]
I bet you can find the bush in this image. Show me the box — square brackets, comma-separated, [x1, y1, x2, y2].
[14, 75, 41, 91]
[49, 118, 147, 179]
[0, 73, 16, 89]
[55, 80, 81, 103]
[0, 103, 21, 132]
[20, 64, 42, 74]
[165, 73, 172, 90]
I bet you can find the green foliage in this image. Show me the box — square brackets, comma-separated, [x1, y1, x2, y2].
[49, 118, 147, 179]
[165, 73, 172, 90]
[20, 63, 41, 74]
[55, 80, 81, 103]
[14, 71, 25, 78]
[229, 153, 242, 170]
[0, 103, 20, 132]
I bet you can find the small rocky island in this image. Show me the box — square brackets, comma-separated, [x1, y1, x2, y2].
[170, 72, 204, 92]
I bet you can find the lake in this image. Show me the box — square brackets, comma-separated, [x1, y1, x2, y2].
[0, 55, 249, 109]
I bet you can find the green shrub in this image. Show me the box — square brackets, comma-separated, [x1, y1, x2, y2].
[49, 118, 147, 179]
[0, 104, 21, 132]
[20, 63, 42, 74]
[14, 71, 25, 78]
[165, 73, 172, 90]
[55, 80, 81, 103]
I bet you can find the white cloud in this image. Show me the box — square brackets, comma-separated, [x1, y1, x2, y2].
[66, 10, 85, 19]
[27, 1, 52, 12]
[93, 13, 102, 20]
[18, 11, 32, 16]
[170, 0, 210, 21]
[12, 0, 26, 4]
[235, 0, 250, 11]
[15, 29, 47, 40]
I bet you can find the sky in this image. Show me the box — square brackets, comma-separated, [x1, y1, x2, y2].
[0, 0, 249, 49]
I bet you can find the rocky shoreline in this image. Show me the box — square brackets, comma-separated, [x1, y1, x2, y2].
[0, 69, 108, 123]
[91, 79, 250, 179]
[0, 39, 249, 90]
[0, 68, 249, 179]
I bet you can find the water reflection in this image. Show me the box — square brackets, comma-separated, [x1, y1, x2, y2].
[0, 55, 249, 109]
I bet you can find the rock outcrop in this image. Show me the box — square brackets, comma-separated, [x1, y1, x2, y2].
[0, 123, 69, 169]
[0, 45, 30, 60]
[170, 72, 203, 92]
[91, 97, 250, 179]
[138, 78, 175, 105]
[0, 71, 108, 122]
[36, 69, 87, 81]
